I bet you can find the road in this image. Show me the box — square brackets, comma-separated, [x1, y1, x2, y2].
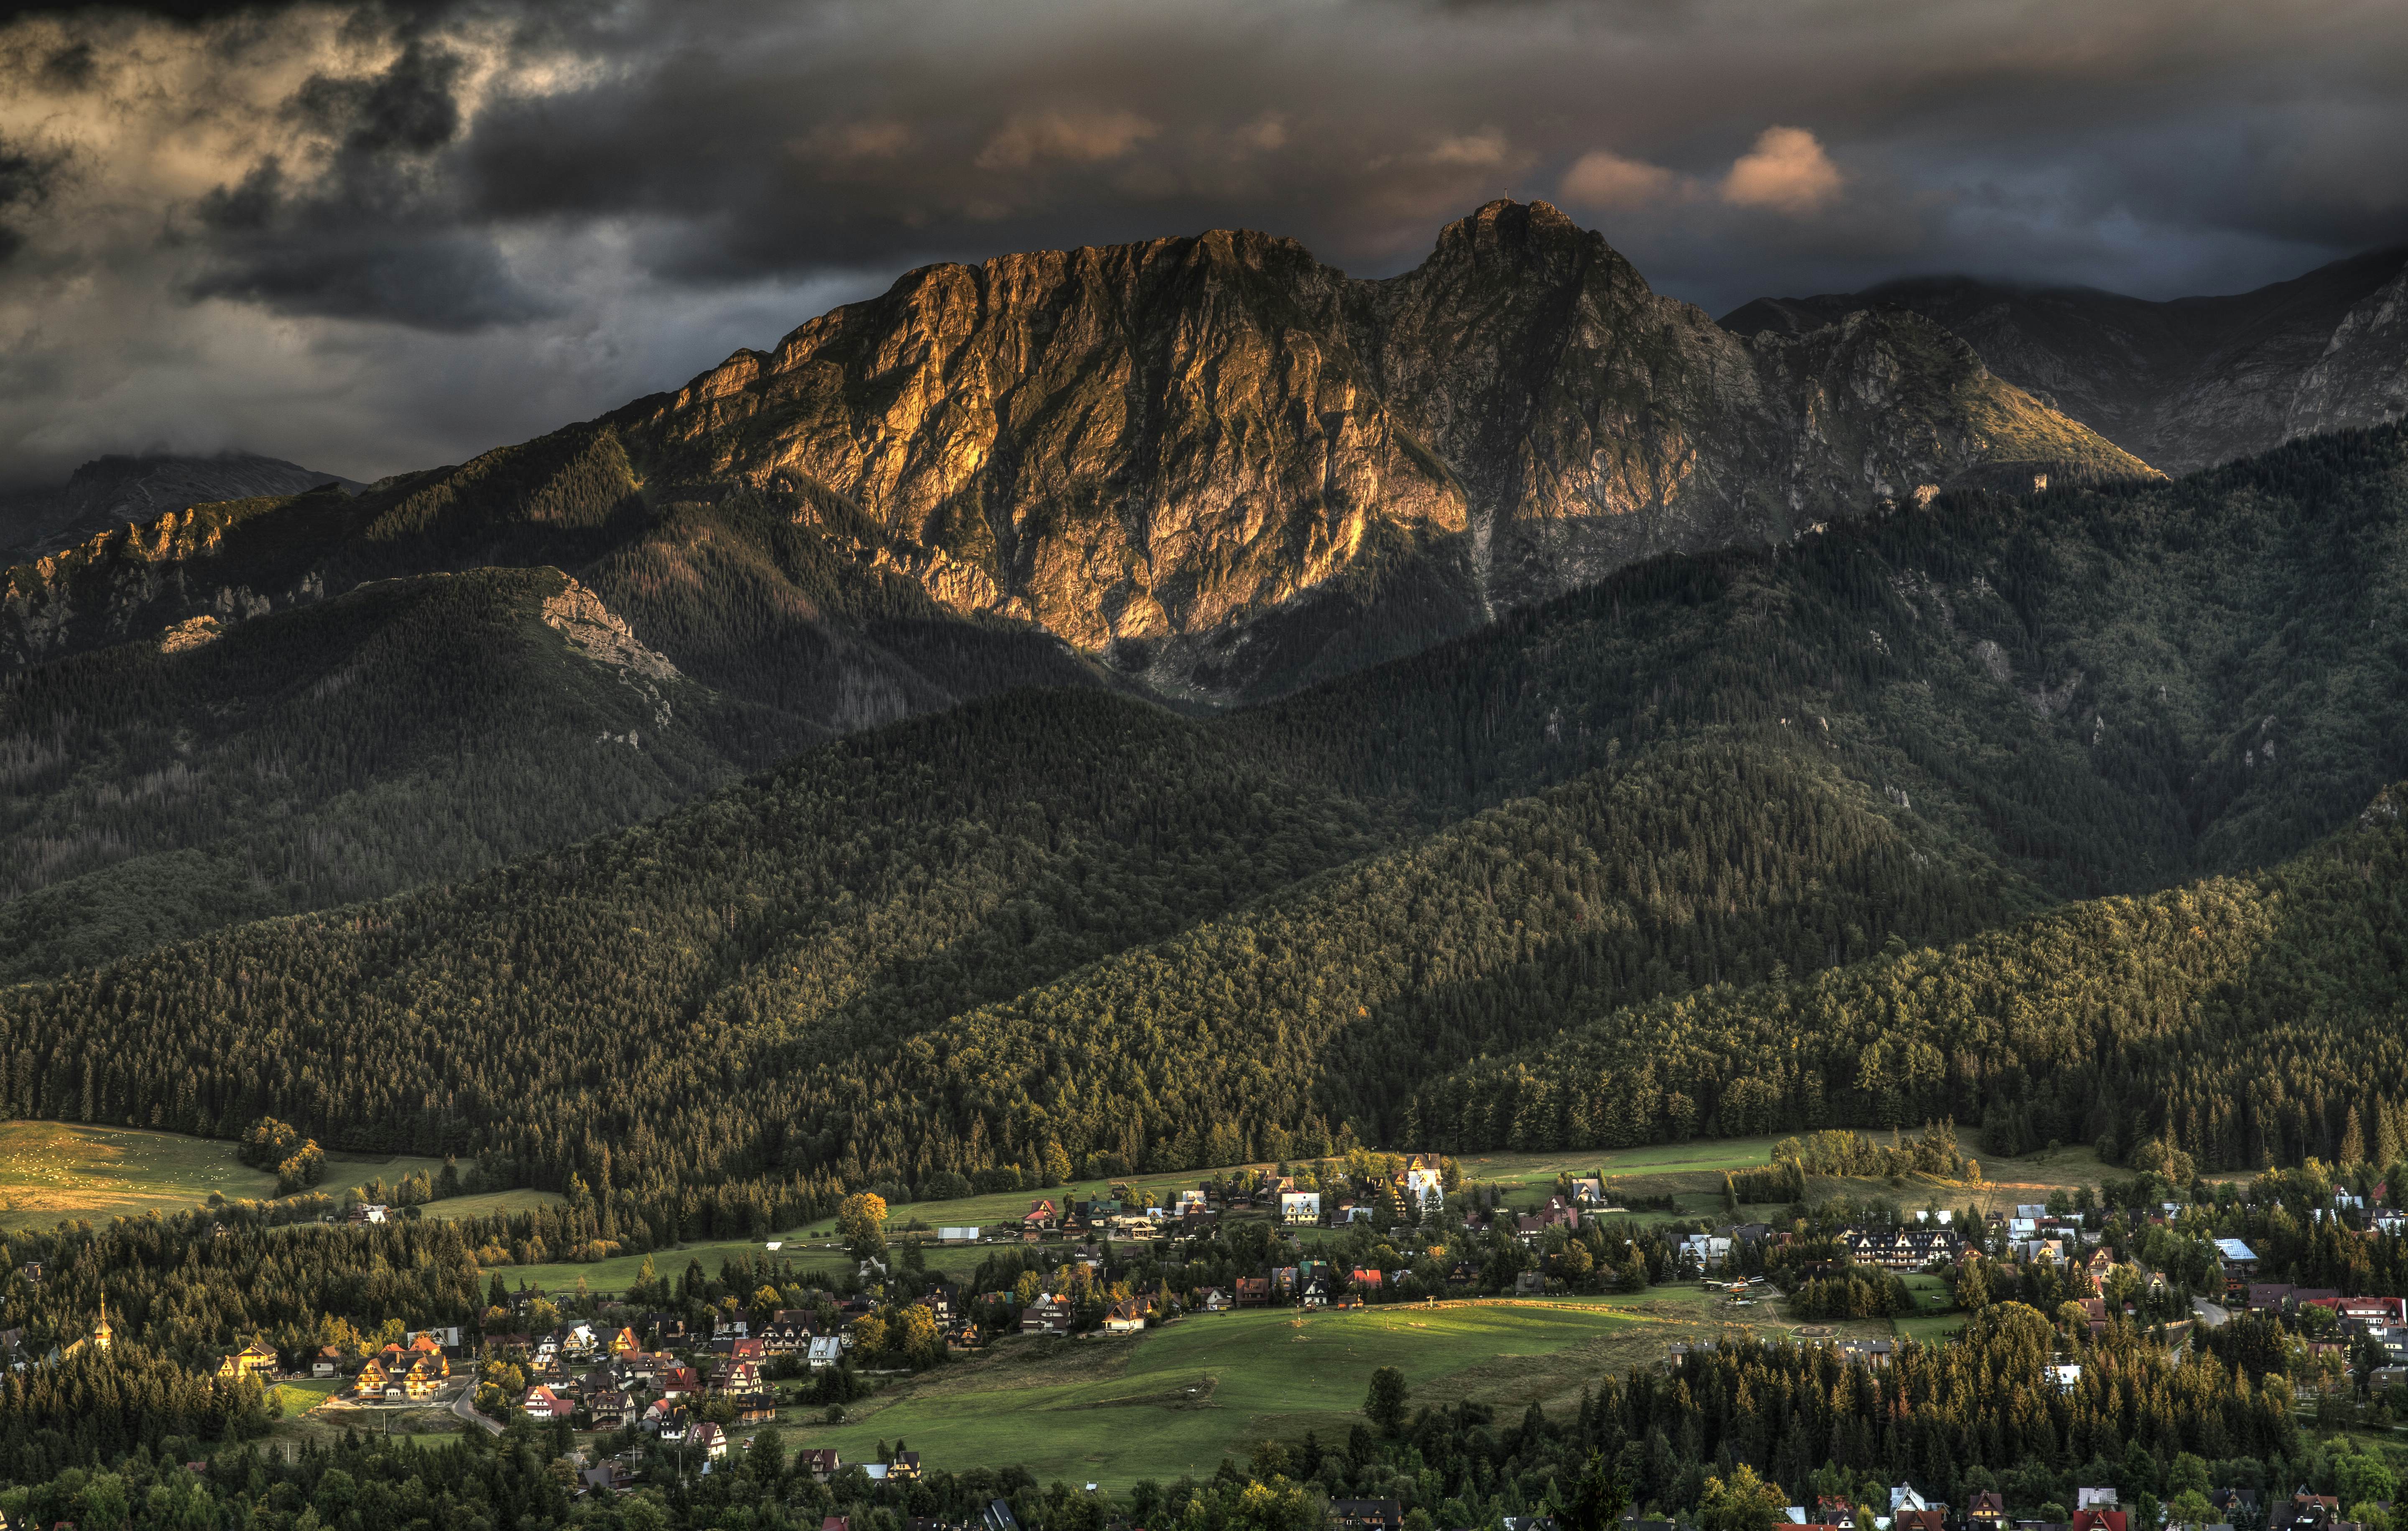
[452, 1381, 503, 1436]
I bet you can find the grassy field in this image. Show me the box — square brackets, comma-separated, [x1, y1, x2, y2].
[267, 1377, 343, 1418]
[776, 1294, 1738, 1488]
[0, 1121, 279, 1228]
[1890, 1272, 1964, 1346]
[421, 1188, 569, 1221]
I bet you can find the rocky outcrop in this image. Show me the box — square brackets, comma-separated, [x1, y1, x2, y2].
[0, 202, 2146, 707]
[620, 200, 2145, 698]
[1725, 247, 2408, 474]
[0, 451, 363, 561]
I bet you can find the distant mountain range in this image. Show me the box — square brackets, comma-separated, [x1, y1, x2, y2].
[5, 201, 2405, 988]
[1722, 247, 2408, 474]
[0, 451, 365, 560]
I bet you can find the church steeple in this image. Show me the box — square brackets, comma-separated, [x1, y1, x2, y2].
[93, 1293, 112, 1353]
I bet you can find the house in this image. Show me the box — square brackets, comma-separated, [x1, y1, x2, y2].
[2214, 1238, 2260, 1280]
[1896, 1513, 1949, 1531]
[403, 1355, 446, 1399]
[1402, 1154, 1447, 1210]
[1104, 1298, 1148, 1335]
[607, 1326, 641, 1356]
[655, 1365, 699, 1401]
[1331, 1501, 1406, 1531]
[1969, 1493, 2008, 1529]
[1022, 1199, 1060, 1231]
[1515, 1271, 1547, 1296]
[1236, 1277, 1271, 1307]
[1020, 1294, 1072, 1336]
[1281, 1191, 1323, 1223]
[889, 1450, 922, 1480]
[580, 1461, 629, 1496]
[353, 1359, 391, 1399]
[2050, 1363, 2083, 1393]
[216, 1338, 279, 1381]
[712, 1359, 763, 1395]
[1837, 1339, 1896, 1368]
[800, 1449, 842, 1480]
[983, 1500, 1020, 1531]
[521, 1385, 574, 1421]
[1198, 1286, 1233, 1312]
[646, 1315, 690, 1348]
[346, 1202, 390, 1225]
[588, 1390, 634, 1430]
[645, 1401, 690, 1440]
[2077, 1490, 2119, 1511]
[312, 1345, 342, 1378]
[806, 1335, 844, 1369]
[1571, 1177, 1607, 1206]
[2071, 1511, 2128, 1531]
[691, 1421, 728, 1460]
[733, 1392, 778, 1425]
[1681, 1233, 1734, 1270]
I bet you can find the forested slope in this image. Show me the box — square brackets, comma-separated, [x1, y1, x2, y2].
[1239, 421, 2408, 892]
[1, 425, 2403, 1208]
[0, 567, 816, 981]
[1414, 782, 2408, 1169]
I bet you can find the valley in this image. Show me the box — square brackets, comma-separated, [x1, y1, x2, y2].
[0, 194, 2403, 1531]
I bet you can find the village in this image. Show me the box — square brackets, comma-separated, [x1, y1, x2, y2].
[156, 1147, 2408, 1524]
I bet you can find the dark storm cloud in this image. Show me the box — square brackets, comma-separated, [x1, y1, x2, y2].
[0, 0, 2405, 490]
[437, 0, 2408, 313]
[0, 136, 58, 262]
[180, 31, 561, 326]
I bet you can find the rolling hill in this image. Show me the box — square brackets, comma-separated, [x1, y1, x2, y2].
[4, 421, 2401, 1218]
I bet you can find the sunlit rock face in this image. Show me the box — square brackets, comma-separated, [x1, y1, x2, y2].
[624, 200, 2148, 700]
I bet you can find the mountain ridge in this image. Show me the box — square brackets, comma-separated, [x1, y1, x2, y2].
[0, 450, 366, 562]
[1723, 246, 2408, 473]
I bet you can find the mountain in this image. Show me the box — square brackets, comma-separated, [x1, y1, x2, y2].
[0, 450, 367, 560]
[0, 201, 2146, 975]
[7, 420, 2401, 1202]
[1722, 247, 2408, 474]
[616, 198, 2148, 700]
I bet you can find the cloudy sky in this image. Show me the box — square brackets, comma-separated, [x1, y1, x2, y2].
[0, 0, 2403, 488]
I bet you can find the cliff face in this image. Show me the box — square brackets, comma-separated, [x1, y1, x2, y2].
[620, 200, 2146, 698]
[1724, 247, 2408, 474]
[0, 202, 2145, 708]
[0, 451, 364, 561]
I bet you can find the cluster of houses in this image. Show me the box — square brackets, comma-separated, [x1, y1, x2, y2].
[1326, 1486, 2349, 1531]
[953, 1158, 1456, 1246]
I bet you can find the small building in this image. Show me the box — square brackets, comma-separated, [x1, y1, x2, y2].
[691, 1421, 728, 1460]
[1103, 1297, 1147, 1335]
[521, 1385, 574, 1421]
[217, 1338, 278, 1382]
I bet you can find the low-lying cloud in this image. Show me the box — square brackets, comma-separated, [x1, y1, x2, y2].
[0, 0, 2402, 490]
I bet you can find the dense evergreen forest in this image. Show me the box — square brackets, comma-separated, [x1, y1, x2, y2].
[3, 425, 2406, 1205]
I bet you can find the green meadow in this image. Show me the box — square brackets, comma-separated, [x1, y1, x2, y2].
[775, 1295, 1717, 1488]
[0, 1121, 278, 1228]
